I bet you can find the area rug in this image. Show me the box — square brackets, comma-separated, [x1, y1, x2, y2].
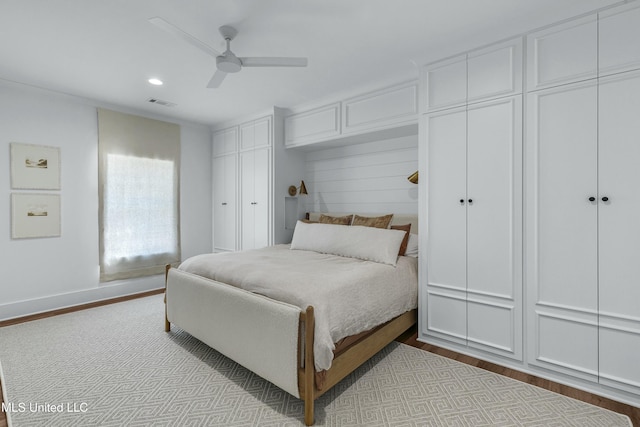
[0, 295, 631, 426]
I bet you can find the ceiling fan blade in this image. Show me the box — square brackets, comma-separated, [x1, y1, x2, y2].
[207, 70, 227, 88]
[239, 57, 308, 67]
[148, 17, 222, 58]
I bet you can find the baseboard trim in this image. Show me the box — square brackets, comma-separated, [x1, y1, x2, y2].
[0, 288, 164, 328]
[0, 274, 166, 323]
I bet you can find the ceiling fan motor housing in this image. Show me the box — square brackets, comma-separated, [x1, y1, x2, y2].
[216, 54, 242, 73]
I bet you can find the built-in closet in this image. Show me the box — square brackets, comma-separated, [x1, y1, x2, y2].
[420, 37, 523, 361]
[419, 0, 640, 405]
[212, 108, 305, 252]
[526, 1, 640, 395]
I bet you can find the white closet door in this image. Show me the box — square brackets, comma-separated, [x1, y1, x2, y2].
[466, 96, 522, 358]
[223, 154, 237, 251]
[425, 107, 467, 344]
[213, 155, 237, 251]
[598, 71, 640, 394]
[240, 150, 256, 250]
[252, 147, 271, 249]
[526, 81, 599, 380]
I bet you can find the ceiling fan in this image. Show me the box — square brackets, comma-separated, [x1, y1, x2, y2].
[149, 17, 308, 88]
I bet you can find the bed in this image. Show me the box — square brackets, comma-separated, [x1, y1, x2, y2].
[164, 213, 419, 425]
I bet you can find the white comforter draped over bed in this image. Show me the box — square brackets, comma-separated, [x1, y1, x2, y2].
[177, 245, 418, 371]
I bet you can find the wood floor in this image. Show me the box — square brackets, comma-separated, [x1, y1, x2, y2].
[1, 298, 638, 427]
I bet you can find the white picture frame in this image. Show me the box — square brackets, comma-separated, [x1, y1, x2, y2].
[11, 193, 61, 239]
[10, 142, 61, 190]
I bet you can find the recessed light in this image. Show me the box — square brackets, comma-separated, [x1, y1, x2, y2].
[148, 78, 163, 86]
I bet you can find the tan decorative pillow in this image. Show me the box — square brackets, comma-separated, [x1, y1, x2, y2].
[390, 224, 411, 256]
[318, 214, 353, 225]
[352, 214, 393, 229]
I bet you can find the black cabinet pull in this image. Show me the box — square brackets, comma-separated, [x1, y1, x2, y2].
[588, 197, 595, 202]
[222, 202, 227, 205]
[468, 199, 473, 204]
[602, 196, 609, 202]
[459, 199, 465, 204]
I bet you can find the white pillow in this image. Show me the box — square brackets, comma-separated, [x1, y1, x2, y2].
[405, 233, 419, 257]
[290, 221, 405, 266]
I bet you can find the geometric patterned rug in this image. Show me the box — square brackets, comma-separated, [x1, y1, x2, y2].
[0, 295, 631, 426]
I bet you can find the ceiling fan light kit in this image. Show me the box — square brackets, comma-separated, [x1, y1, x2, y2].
[149, 17, 308, 88]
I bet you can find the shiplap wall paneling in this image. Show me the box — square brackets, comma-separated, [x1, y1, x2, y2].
[302, 135, 418, 215]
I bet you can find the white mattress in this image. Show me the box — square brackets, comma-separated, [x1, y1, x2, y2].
[178, 244, 418, 371]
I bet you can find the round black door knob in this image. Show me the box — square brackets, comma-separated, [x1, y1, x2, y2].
[459, 199, 465, 204]
[588, 197, 595, 202]
[468, 199, 473, 203]
[602, 197, 609, 202]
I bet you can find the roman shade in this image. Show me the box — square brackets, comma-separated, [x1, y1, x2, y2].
[97, 108, 181, 281]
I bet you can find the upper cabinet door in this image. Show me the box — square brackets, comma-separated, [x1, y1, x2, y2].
[527, 15, 598, 91]
[467, 38, 523, 103]
[253, 117, 272, 148]
[212, 127, 238, 156]
[342, 81, 418, 135]
[422, 55, 467, 112]
[240, 122, 255, 151]
[284, 103, 341, 147]
[599, 2, 640, 77]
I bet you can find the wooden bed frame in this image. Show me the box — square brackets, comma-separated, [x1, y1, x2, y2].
[164, 213, 418, 425]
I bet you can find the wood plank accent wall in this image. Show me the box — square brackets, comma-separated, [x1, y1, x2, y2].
[302, 135, 418, 214]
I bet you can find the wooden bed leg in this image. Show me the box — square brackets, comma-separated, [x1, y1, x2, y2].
[164, 264, 171, 332]
[304, 306, 315, 426]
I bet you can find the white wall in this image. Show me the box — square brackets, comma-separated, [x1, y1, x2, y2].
[0, 83, 212, 321]
[302, 134, 418, 214]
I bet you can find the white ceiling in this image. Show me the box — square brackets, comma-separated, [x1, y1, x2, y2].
[0, 0, 623, 127]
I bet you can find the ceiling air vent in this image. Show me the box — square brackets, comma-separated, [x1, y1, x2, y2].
[147, 98, 177, 107]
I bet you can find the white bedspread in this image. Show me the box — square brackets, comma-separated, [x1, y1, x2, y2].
[178, 245, 418, 371]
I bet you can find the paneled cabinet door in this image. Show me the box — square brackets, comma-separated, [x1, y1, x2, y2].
[526, 15, 597, 91]
[425, 106, 468, 345]
[422, 55, 467, 112]
[240, 147, 271, 250]
[425, 97, 522, 360]
[599, 2, 640, 77]
[213, 154, 237, 251]
[467, 37, 522, 103]
[466, 96, 522, 360]
[597, 71, 640, 394]
[212, 127, 238, 156]
[526, 81, 599, 381]
[240, 117, 272, 151]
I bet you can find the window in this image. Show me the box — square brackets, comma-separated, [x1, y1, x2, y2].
[97, 109, 180, 282]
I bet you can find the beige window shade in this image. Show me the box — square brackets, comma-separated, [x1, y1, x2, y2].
[98, 108, 181, 282]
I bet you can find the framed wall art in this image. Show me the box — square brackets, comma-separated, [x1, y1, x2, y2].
[10, 142, 61, 190]
[11, 193, 61, 239]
